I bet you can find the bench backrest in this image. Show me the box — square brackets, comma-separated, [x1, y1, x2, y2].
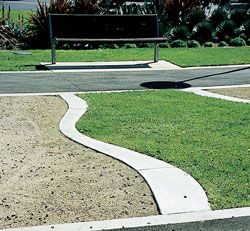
[49, 14, 159, 39]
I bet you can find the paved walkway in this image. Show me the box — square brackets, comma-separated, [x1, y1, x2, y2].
[0, 66, 249, 94]
[1, 0, 49, 10]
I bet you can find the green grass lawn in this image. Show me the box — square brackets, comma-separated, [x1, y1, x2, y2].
[0, 47, 250, 71]
[76, 90, 250, 210]
[1, 9, 33, 23]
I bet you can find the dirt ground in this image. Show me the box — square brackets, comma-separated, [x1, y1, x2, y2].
[0, 96, 158, 229]
[207, 87, 250, 100]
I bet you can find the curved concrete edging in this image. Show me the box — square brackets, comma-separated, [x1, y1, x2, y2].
[183, 85, 250, 104]
[59, 93, 211, 215]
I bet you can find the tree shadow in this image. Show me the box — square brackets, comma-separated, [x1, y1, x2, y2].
[182, 66, 250, 83]
[141, 66, 249, 89]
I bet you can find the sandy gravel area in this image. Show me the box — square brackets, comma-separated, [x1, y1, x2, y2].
[0, 96, 158, 229]
[207, 87, 250, 100]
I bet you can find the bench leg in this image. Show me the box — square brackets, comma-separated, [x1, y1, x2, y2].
[154, 43, 159, 62]
[51, 44, 56, 64]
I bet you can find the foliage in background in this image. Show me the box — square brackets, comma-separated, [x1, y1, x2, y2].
[230, 8, 247, 26]
[229, 37, 246, 46]
[25, 0, 110, 48]
[1, 0, 250, 49]
[216, 19, 237, 40]
[218, 40, 228, 46]
[171, 39, 187, 47]
[210, 8, 228, 28]
[193, 20, 213, 43]
[0, 6, 26, 49]
[203, 41, 214, 47]
[187, 39, 200, 47]
[186, 6, 206, 30]
[171, 25, 190, 41]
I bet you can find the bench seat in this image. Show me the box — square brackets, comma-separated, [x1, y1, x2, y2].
[49, 14, 166, 64]
[55, 37, 166, 43]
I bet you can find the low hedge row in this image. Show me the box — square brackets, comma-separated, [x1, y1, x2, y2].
[96, 37, 249, 49]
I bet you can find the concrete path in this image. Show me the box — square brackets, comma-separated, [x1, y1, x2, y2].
[60, 93, 211, 215]
[0, 65, 249, 94]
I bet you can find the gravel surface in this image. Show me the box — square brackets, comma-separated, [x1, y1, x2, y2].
[208, 87, 250, 100]
[0, 96, 158, 229]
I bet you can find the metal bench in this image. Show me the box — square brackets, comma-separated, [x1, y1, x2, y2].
[48, 14, 166, 64]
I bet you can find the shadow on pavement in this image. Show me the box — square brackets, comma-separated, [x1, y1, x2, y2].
[141, 66, 249, 89]
[44, 62, 153, 71]
[141, 81, 191, 89]
[182, 66, 250, 83]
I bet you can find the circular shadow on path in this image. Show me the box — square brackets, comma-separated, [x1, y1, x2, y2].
[141, 81, 191, 89]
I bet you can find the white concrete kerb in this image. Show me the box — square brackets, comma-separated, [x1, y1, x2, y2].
[183, 85, 250, 104]
[2, 207, 250, 231]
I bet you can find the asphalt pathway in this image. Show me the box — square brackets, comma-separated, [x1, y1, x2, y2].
[0, 66, 249, 94]
[1, 0, 49, 10]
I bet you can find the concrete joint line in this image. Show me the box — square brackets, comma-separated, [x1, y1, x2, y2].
[59, 93, 211, 215]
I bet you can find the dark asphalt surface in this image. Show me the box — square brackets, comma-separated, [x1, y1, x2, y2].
[0, 66, 249, 94]
[110, 216, 250, 231]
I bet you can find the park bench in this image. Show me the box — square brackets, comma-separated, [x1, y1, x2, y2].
[48, 14, 166, 64]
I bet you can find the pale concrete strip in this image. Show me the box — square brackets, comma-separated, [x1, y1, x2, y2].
[184, 86, 250, 103]
[140, 168, 210, 214]
[59, 93, 211, 215]
[186, 84, 250, 90]
[2, 207, 250, 231]
[0, 71, 52, 74]
[184, 64, 250, 70]
[41, 60, 181, 73]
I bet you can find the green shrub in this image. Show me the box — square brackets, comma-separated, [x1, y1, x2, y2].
[243, 20, 250, 37]
[108, 44, 119, 49]
[210, 8, 228, 28]
[194, 20, 213, 43]
[62, 43, 71, 49]
[26, 0, 72, 48]
[186, 7, 206, 29]
[229, 37, 246, 46]
[25, 0, 112, 48]
[187, 40, 200, 48]
[159, 42, 171, 48]
[217, 20, 237, 40]
[0, 10, 23, 49]
[124, 43, 137, 49]
[171, 39, 187, 48]
[171, 25, 190, 40]
[218, 41, 228, 47]
[230, 8, 247, 26]
[203, 41, 214, 47]
[246, 38, 250, 46]
[142, 43, 154, 48]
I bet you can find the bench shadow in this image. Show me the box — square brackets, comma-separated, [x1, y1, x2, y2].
[141, 81, 191, 89]
[45, 62, 153, 70]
